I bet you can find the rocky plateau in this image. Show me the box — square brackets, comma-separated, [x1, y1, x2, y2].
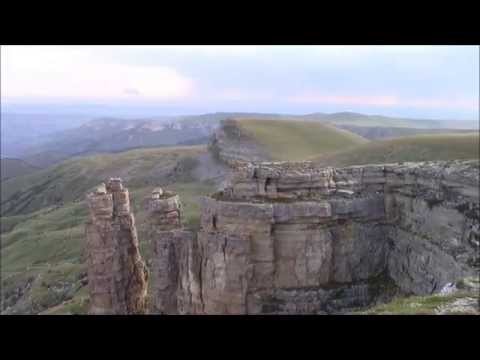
[85, 159, 479, 314]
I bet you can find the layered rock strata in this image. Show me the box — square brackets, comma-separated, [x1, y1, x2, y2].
[189, 160, 479, 314]
[85, 160, 479, 315]
[85, 178, 148, 314]
[145, 188, 199, 314]
[209, 119, 270, 165]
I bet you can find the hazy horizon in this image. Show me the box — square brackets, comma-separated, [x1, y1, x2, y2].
[1, 45, 479, 121]
[2, 102, 479, 122]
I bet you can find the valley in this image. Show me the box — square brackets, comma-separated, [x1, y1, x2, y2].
[1, 113, 478, 315]
[3, 111, 477, 170]
[1, 145, 221, 314]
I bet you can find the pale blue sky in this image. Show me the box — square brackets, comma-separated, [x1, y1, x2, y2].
[1, 45, 478, 120]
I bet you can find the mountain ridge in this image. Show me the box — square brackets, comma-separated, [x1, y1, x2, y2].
[4, 111, 478, 168]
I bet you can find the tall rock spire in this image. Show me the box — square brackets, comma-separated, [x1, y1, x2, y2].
[85, 178, 148, 314]
[145, 188, 200, 314]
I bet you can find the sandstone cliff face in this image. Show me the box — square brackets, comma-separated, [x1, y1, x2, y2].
[85, 161, 479, 315]
[383, 161, 479, 295]
[181, 160, 478, 314]
[145, 188, 201, 314]
[209, 119, 270, 165]
[85, 179, 148, 314]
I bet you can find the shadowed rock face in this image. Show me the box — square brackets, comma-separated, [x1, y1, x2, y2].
[85, 178, 148, 314]
[209, 119, 270, 165]
[173, 160, 479, 314]
[144, 188, 199, 314]
[85, 160, 479, 314]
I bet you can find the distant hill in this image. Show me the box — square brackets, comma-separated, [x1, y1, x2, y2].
[0, 158, 39, 181]
[1, 113, 93, 157]
[211, 118, 369, 163]
[14, 114, 285, 167]
[0, 145, 215, 217]
[302, 112, 478, 129]
[16, 117, 218, 167]
[312, 133, 480, 167]
[1, 112, 478, 315]
[336, 125, 476, 140]
[5, 111, 477, 167]
[1, 145, 224, 314]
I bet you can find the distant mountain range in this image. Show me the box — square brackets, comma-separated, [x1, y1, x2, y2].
[1, 113, 93, 157]
[2, 111, 478, 169]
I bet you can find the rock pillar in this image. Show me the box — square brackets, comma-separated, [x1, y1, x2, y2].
[85, 178, 148, 314]
[146, 188, 200, 314]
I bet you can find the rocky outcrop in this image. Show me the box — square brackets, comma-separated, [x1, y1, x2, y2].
[84, 160, 479, 315]
[384, 161, 479, 295]
[209, 119, 270, 165]
[145, 188, 200, 314]
[183, 160, 478, 314]
[85, 178, 148, 314]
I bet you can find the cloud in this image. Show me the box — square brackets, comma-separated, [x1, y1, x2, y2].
[1, 46, 194, 101]
[1, 46, 477, 120]
[123, 88, 142, 96]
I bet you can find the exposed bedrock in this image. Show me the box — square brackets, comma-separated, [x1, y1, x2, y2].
[85, 178, 148, 314]
[187, 160, 479, 314]
[208, 119, 271, 165]
[85, 160, 479, 314]
[144, 188, 201, 314]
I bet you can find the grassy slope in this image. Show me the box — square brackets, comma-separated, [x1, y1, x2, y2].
[1, 145, 216, 314]
[235, 119, 368, 161]
[1, 146, 207, 216]
[357, 292, 479, 315]
[356, 277, 480, 315]
[1, 158, 39, 181]
[312, 133, 479, 167]
[303, 112, 478, 129]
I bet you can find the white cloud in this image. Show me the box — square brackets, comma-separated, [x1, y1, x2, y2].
[1, 45, 194, 101]
[1, 45, 477, 119]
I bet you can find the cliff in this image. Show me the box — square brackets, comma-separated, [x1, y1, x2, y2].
[171, 160, 479, 314]
[144, 188, 200, 314]
[84, 160, 479, 314]
[208, 119, 273, 164]
[85, 178, 148, 314]
[208, 118, 369, 164]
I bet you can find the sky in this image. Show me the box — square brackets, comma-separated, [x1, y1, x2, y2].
[1, 45, 478, 120]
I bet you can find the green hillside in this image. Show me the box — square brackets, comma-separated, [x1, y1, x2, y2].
[1, 146, 218, 314]
[335, 124, 476, 141]
[313, 133, 479, 167]
[356, 277, 479, 315]
[1, 158, 39, 181]
[1, 146, 209, 216]
[303, 112, 478, 129]
[234, 118, 368, 161]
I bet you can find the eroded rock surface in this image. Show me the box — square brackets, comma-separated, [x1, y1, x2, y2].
[175, 160, 479, 314]
[209, 119, 270, 165]
[144, 188, 200, 314]
[85, 178, 148, 314]
[85, 160, 479, 315]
